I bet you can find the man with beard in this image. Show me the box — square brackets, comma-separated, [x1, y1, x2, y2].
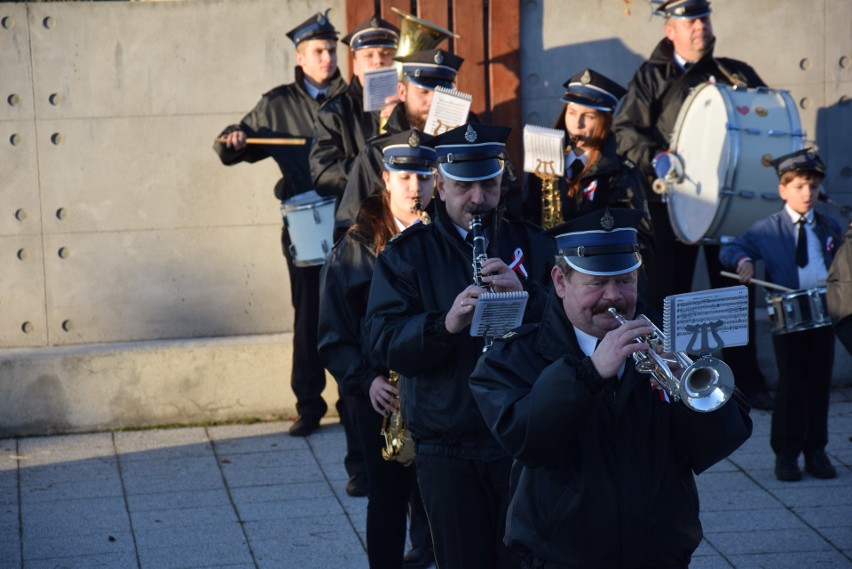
[334, 48, 473, 237]
[469, 207, 753, 568]
[613, 0, 773, 409]
[365, 123, 554, 569]
[309, 15, 400, 201]
[213, 10, 346, 436]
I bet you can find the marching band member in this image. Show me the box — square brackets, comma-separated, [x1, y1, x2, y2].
[308, 13, 401, 501]
[334, 48, 472, 238]
[213, 10, 346, 437]
[365, 123, 554, 569]
[318, 129, 437, 568]
[613, 0, 772, 409]
[309, 15, 400, 201]
[524, 68, 653, 261]
[720, 149, 841, 481]
[471, 208, 753, 568]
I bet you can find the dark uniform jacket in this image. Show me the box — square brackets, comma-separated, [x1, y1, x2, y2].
[318, 196, 387, 397]
[613, 38, 765, 200]
[213, 67, 347, 201]
[470, 292, 753, 568]
[524, 133, 654, 252]
[366, 201, 555, 460]
[309, 77, 381, 200]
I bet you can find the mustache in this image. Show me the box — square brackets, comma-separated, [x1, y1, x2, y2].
[592, 301, 628, 316]
[464, 205, 494, 215]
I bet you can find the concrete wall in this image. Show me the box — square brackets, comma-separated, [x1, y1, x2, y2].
[1, 0, 849, 435]
[1, 0, 346, 435]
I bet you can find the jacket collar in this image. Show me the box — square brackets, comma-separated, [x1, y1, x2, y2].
[533, 291, 584, 362]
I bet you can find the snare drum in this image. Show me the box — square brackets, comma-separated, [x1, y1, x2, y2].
[280, 190, 336, 267]
[766, 286, 831, 334]
[666, 83, 804, 244]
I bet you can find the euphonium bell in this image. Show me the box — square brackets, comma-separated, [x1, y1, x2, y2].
[607, 308, 735, 413]
[391, 7, 459, 62]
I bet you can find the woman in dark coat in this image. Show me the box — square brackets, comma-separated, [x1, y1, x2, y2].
[318, 129, 436, 568]
[525, 68, 653, 256]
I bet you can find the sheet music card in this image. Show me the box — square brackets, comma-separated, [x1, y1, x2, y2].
[470, 291, 529, 338]
[362, 66, 399, 112]
[423, 86, 472, 135]
[662, 286, 749, 354]
[523, 125, 565, 177]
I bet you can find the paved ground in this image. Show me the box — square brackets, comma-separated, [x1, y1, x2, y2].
[1, 388, 850, 569]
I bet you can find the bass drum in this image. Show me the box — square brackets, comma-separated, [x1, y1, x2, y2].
[667, 83, 804, 244]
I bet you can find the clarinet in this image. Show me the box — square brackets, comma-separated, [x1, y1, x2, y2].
[468, 214, 493, 350]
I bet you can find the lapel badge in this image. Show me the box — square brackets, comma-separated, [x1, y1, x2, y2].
[434, 50, 444, 65]
[600, 208, 615, 230]
[464, 124, 477, 143]
[408, 130, 421, 147]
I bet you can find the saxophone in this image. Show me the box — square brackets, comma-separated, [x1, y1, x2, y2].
[537, 159, 562, 230]
[380, 371, 415, 466]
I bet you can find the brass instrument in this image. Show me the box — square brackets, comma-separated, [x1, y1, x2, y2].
[536, 159, 562, 230]
[380, 371, 415, 466]
[607, 308, 735, 413]
[380, 9, 457, 134]
[391, 7, 459, 62]
[412, 197, 431, 225]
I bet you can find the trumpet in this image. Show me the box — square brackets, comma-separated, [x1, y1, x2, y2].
[607, 308, 735, 413]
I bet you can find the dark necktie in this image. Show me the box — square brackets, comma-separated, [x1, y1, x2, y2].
[796, 217, 809, 268]
[315, 92, 326, 104]
[568, 158, 584, 181]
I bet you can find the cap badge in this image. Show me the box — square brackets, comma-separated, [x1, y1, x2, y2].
[581, 69, 591, 85]
[318, 13, 328, 25]
[464, 124, 478, 143]
[370, 17, 379, 28]
[408, 131, 421, 147]
[434, 51, 444, 65]
[600, 209, 615, 231]
[806, 151, 815, 160]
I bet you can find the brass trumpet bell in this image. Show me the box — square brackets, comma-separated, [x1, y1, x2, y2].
[679, 354, 736, 413]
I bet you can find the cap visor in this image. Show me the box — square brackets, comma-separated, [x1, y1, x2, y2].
[438, 160, 504, 182]
[406, 76, 455, 91]
[564, 252, 642, 276]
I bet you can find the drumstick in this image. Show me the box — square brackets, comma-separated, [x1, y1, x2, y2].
[720, 271, 794, 292]
[215, 136, 306, 146]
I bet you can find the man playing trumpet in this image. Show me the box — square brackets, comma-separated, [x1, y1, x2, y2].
[470, 208, 753, 569]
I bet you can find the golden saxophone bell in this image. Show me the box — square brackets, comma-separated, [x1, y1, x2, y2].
[380, 371, 415, 466]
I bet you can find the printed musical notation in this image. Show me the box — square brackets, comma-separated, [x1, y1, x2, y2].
[424, 86, 472, 135]
[363, 66, 399, 112]
[663, 286, 749, 354]
[522, 125, 565, 177]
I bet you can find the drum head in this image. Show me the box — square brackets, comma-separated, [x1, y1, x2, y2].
[668, 84, 730, 244]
